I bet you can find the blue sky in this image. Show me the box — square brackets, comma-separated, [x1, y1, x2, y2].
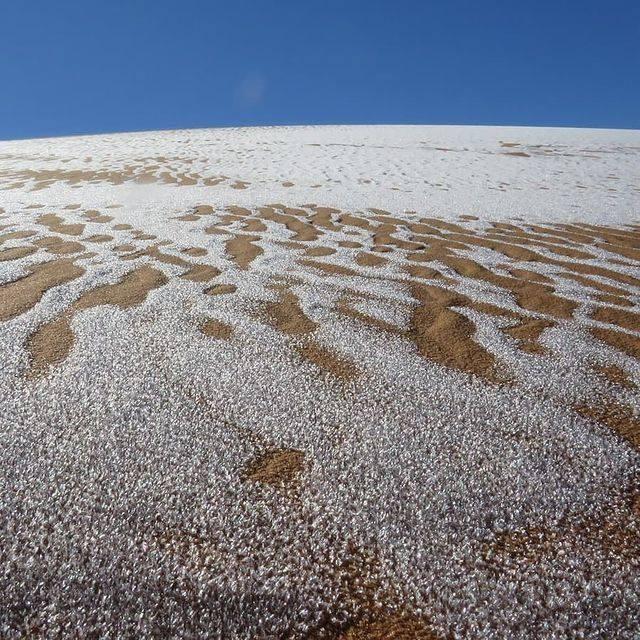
[0, 1, 638, 139]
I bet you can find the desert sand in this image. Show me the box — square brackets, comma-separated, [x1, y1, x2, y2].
[0, 125, 639, 638]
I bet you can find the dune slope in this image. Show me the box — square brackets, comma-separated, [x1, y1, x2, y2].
[0, 125, 639, 638]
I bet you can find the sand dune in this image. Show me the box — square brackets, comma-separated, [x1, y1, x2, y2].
[0, 125, 638, 638]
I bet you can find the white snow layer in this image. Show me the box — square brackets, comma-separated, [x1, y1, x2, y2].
[0, 125, 638, 639]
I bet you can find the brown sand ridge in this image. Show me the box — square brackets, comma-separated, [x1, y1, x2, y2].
[264, 286, 317, 336]
[0, 246, 36, 262]
[5, 202, 638, 455]
[592, 306, 640, 333]
[408, 283, 503, 383]
[483, 493, 640, 565]
[595, 292, 634, 308]
[0, 165, 232, 190]
[593, 364, 635, 389]
[264, 285, 358, 379]
[0, 230, 37, 244]
[225, 205, 251, 217]
[25, 317, 76, 379]
[200, 319, 233, 340]
[181, 264, 221, 283]
[181, 247, 208, 257]
[70, 264, 167, 311]
[1, 168, 132, 189]
[335, 615, 441, 640]
[405, 264, 445, 280]
[83, 210, 113, 224]
[558, 222, 640, 261]
[205, 283, 237, 296]
[217, 212, 246, 227]
[161, 205, 640, 389]
[244, 448, 306, 488]
[305, 246, 337, 258]
[507, 267, 552, 284]
[592, 327, 640, 361]
[305, 541, 441, 640]
[33, 236, 85, 255]
[131, 231, 156, 241]
[258, 206, 320, 242]
[37, 213, 85, 236]
[574, 401, 640, 449]
[296, 340, 359, 380]
[243, 218, 267, 232]
[503, 318, 555, 355]
[121, 244, 188, 267]
[355, 252, 388, 268]
[441, 255, 577, 319]
[121, 244, 220, 282]
[414, 225, 640, 288]
[225, 234, 263, 269]
[299, 259, 360, 278]
[0, 258, 86, 322]
[309, 208, 342, 232]
[337, 293, 403, 335]
[26, 266, 167, 377]
[560, 272, 631, 297]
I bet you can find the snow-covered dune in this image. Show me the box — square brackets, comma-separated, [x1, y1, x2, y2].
[0, 125, 639, 638]
[1, 124, 639, 222]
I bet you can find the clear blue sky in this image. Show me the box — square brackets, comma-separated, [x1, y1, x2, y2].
[1, 1, 638, 140]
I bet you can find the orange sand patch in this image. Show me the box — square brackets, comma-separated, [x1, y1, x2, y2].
[244, 448, 306, 488]
[409, 284, 502, 383]
[225, 234, 263, 269]
[200, 319, 233, 340]
[265, 287, 316, 336]
[575, 402, 640, 449]
[592, 327, 640, 360]
[296, 340, 358, 380]
[205, 283, 237, 296]
[503, 318, 555, 355]
[0, 259, 85, 322]
[337, 615, 441, 640]
[37, 214, 85, 236]
[593, 364, 635, 389]
[33, 236, 85, 255]
[181, 264, 221, 283]
[0, 246, 36, 262]
[355, 252, 388, 268]
[181, 247, 208, 257]
[26, 266, 167, 377]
